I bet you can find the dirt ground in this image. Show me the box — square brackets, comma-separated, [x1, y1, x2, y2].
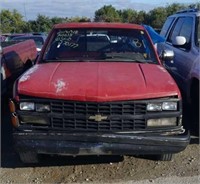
[0, 143, 199, 184]
[1, 101, 199, 184]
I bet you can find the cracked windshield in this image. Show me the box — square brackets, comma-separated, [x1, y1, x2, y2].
[44, 28, 157, 63]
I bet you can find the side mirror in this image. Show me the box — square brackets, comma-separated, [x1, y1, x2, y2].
[172, 36, 186, 46]
[160, 49, 174, 62]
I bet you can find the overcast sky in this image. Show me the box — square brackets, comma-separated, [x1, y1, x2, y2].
[0, 0, 199, 20]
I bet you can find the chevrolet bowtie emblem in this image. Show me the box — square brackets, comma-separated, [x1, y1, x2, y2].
[89, 114, 108, 122]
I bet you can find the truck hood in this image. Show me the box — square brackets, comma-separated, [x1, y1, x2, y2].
[18, 62, 179, 101]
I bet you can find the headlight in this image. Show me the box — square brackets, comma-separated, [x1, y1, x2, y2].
[20, 102, 35, 111]
[162, 102, 177, 111]
[147, 102, 177, 111]
[147, 103, 162, 111]
[36, 104, 50, 112]
[147, 118, 177, 127]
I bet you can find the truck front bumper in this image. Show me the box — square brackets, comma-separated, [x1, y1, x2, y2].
[13, 130, 190, 156]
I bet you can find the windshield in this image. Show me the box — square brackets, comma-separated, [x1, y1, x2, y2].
[43, 28, 158, 63]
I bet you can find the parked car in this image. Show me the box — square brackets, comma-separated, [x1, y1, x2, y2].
[9, 23, 189, 164]
[12, 35, 47, 52]
[32, 32, 48, 36]
[1, 40, 37, 96]
[0, 35, 6, 41]
[158, 8, 200, 130]
[4, 33, 29, 42]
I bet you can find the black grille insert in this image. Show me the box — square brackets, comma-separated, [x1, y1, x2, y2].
[51, 101, 146, 115]
[50, 101, 147, 131]
[51, 117, 146, 131]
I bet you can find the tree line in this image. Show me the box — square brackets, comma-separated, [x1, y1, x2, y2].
[0, 3, 199, 34]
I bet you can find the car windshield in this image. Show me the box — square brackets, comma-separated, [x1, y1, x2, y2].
[43, 28, 158, 63]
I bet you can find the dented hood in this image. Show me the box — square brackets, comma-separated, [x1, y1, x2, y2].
[18, 62, 180, 101]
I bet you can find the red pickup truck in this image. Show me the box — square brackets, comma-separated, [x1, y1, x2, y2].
[1, 40, 37, 96]
[9, 23, 190, 163]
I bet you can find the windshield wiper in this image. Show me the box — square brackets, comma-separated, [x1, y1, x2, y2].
[43, 56, 77, 62]
[100, 53, 148, 63]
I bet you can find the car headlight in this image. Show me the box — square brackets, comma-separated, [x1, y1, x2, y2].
[162, 102, 177, 111]
[36, 104, 50, 112]
[20, 102, 51, 112]
[20, 102, 35, 111]
[147, 103, 162, 111]
[147, 102, 177, 111]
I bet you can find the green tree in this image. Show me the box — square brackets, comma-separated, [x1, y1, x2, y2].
[136, 11, 147, 24]
[51, 16, 67, 25]
[68, 16, 91, 22]
[21, 22, 32, 33]
[28, 14, 52, 32]
[0, 9, 26, 33]
[1, 2, 199, 34]
[165, 3, 186, 16]
[35, 14, 52, 32]
[94, 5, 121, 22]
[147, 7, 167, 28]
[118, 9, 137, 23]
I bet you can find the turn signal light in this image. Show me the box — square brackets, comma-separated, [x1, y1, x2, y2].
[11, 113, 19, 127]
[9, 100, 16, 113]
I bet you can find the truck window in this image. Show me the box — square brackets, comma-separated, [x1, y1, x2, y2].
[160, 17, 175, 37]
[179, 17, 193, 48]
[195, 16, 200, 47]
[167, 17, 193, 49]
[167, 17, 185, 43]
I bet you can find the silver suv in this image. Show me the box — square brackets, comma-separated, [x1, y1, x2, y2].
[158, 9, 199, 131]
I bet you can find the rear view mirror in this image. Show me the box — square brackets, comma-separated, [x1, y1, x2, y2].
[160, 49, 174, 62]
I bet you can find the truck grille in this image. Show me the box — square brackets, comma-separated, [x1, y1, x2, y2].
[50, 101, 147, 131]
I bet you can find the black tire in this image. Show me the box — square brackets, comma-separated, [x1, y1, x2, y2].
[158, 153, 173, 161]
[18, 151, 39, 164]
